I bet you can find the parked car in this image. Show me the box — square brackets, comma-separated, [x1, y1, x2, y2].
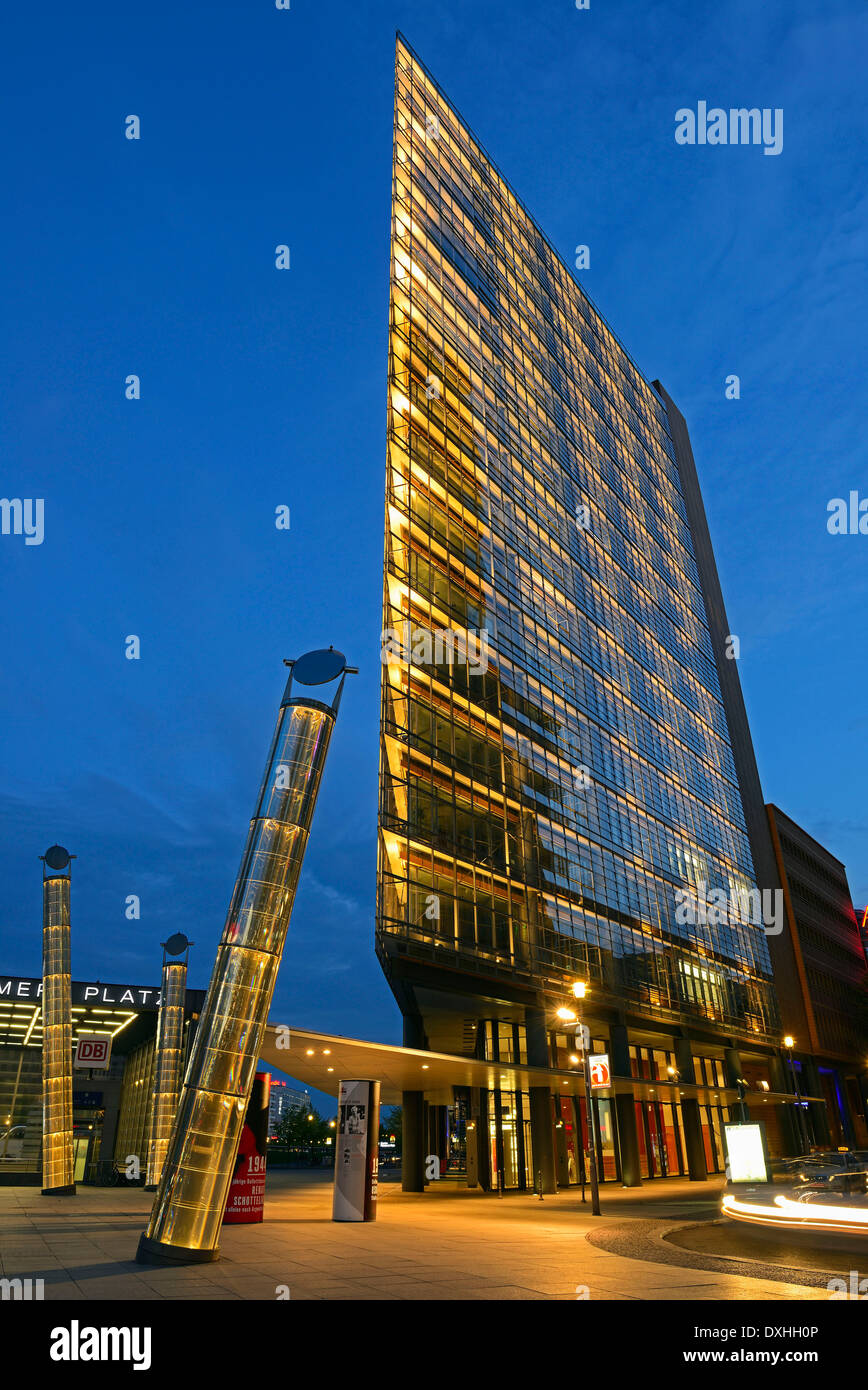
[772, 1151, 866, 1182]
[792, 1168, 868, 1202]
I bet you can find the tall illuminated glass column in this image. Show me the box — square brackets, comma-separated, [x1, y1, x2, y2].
[137, 650, 355, 1264]
[144, 934, 191, 1191]
[40, 845, 76, 1196]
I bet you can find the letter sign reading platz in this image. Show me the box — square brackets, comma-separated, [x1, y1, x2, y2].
[589, 1054, 611, 1088]
[73, 1035, 112, 1070]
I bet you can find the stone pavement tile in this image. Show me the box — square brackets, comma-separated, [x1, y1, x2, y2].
[742, 1283, 828, 1300]
[354, 1273, 507, 1294]
[134, 1278, 224, 1296]
[162, 1288, 244, 1301]
[633, 1280, 725, 1296]
[202, 1278, 288, 1297]
[46, 1254, 109, 1267]
[439, 1277, 551, 1296]
[255, 1272, 382, 1292]
[596, 1266, 723, 1287]
[137, 1287, 237, 1302]
[220, 1261, 321, 1279]
[1, 1258, 60, 1275]
[329, 1275, 436, 1297]
[56, 1262, 143, 1281]
[440, 1285, 551, 1300]
[275, 1259, 396, 1277]
[333, 1275, 548, 1301]
[286, 1283, 401, 1301]
[638, 1285, 805, 1302]
[352, 1266, 502, 1284]
[45, 1245, 105, 1256]
[218, 1251, 303, 1267]
[65, 1279, 165, 1300]
[584, 1289, 644, 1300]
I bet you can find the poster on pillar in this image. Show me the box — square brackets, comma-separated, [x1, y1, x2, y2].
[223, 1071, 270, 1224]
[333, 1079, 380, 1222]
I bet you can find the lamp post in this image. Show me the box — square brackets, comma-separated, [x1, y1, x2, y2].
[783, 1035, 808, 1155]
[736, 1077, 749, 1123]
[145, 934, 191, 1191]
[40, 845, 76, 1196]
[557, 981, 601, 1216]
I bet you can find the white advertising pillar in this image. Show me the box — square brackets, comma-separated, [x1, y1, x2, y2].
[333, 1079, 380, 1222]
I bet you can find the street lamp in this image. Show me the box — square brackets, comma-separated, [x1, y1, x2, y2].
[783, 1035, 808, 1154]
[568, 981, 601, 1216]
[736, 1077, 749, 1123]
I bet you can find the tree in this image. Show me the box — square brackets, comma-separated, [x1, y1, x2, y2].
[274, 1104, 331, 1148]
[380, 1105, 402, 1152]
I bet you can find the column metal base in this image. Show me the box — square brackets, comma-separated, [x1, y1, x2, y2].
[41, 1184, 76, 1196]
[136, 1232, 220, 1265]
[143, 1184, 158, 1191]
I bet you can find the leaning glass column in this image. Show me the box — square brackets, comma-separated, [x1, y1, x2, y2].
[137, 656, 351, 1263]
[41, 848, 76, 1195]
[144, 946, 189, 1190]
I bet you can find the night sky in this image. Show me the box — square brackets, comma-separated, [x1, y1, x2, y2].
[3, 0, 866, 1110]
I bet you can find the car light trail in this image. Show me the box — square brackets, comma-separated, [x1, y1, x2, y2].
[722, 1190, 868, 1236]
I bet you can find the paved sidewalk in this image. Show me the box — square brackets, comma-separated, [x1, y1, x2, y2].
[0, 1171, 832, 1302]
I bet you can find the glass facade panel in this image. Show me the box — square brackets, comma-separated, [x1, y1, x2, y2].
[377, 36, 793, 1191]
[377, 36, 779, 1041]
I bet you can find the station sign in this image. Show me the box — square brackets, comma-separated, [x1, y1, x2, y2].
[73, 1035, 112, 1070]
[0, 975, 162, 1008]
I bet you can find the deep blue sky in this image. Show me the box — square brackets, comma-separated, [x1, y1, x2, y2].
[2, 1, 866, 1099]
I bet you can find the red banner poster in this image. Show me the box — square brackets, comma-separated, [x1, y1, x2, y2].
[223, 1071, 270, 1225]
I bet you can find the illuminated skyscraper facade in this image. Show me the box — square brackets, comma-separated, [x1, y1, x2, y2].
[377, 37, 798, 1190]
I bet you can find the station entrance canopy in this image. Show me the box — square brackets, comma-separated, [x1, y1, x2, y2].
[258, 1025, 787, 1107]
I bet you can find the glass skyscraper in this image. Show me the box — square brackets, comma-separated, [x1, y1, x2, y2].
[378, 36, 784, 1191]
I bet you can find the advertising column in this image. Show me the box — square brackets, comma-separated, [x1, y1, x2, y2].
[333, 1079, 380, 1222]
[223, 1071, 270, 1224]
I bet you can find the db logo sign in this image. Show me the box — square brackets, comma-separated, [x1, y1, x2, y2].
[74, 1035, 112, 1069]
[589, 1054, 610, 1088]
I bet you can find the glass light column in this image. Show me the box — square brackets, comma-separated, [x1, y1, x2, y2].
[144, 946, 189, 1190]
[41, 846, 76, 1195]
[137, 654, 352, 1263]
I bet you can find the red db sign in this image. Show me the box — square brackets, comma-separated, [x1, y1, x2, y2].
[589, 1054, 610, 1088]
[74, 1035, 112, 1069]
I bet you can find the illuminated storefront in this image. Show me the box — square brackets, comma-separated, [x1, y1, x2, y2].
[0, 973, 203, 1186]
